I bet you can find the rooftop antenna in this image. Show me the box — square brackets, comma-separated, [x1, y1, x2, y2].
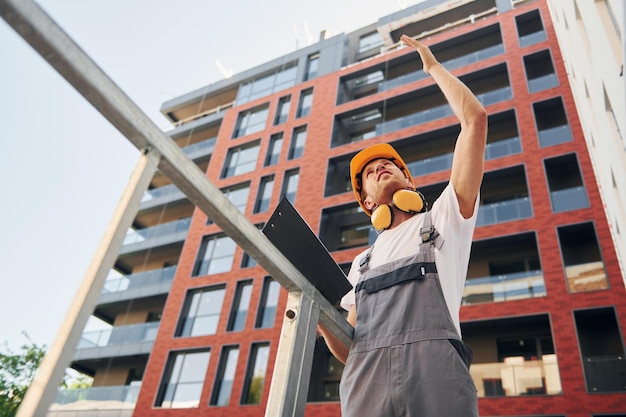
[303, 21, 314, 45]
[215, 59, 233, 79]
[396, 0, 407, 9]
[293, 24, 300, 49]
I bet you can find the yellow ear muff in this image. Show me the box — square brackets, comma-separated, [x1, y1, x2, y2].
[371, 204, 393, 231]
[393, 189, 424, 213]
[370, 190, 426, 231]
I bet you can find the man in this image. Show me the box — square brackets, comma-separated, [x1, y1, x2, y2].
[317, 34, 487, 416]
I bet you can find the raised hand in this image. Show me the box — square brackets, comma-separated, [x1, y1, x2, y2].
[401, 34, 440, 75]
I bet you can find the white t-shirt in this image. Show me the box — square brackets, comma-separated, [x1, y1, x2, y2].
[340, 183, 478, 336]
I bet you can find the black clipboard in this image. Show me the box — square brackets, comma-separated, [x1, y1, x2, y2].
[262, 197, 352, 306]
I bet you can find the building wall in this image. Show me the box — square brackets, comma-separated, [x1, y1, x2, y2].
[112, 1, 626, 416]
[546, 0, 626, 282]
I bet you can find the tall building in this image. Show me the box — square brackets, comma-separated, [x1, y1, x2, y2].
[545, 0, 626, 282]
[48, 0, 626, 416]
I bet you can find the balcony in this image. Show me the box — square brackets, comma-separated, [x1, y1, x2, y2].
[583, 355, 626, 392]
[407, 136, 521, 177]
[550, 186, 589, 213]
[74, 322, 159, 360]
[182, 136, 216, 160]
[120, 217, 191, 254]
[537, 124, 573, 147]
[485, 136, 522, 160]
[565, 261, 608, 293]
[519, 29, 547, 48]
[375, 87, 511, 136]
[139, 184, 186, 210]
[471, 354, 561, 397]
[528, 73, 558, 93]
[407, 153, 453, 177]
[49, 385, 139, 417]
[476, 197, 533, 227]
[99, 266, 176, 304]
[462, 269, 546, 306]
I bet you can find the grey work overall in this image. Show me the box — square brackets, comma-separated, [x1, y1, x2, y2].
[340, 213, 478, 417]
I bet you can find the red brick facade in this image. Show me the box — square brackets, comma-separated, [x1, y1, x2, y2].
[134, 1, 626, 415]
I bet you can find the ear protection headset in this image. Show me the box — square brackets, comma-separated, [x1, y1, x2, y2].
[371, 189, 428, 231]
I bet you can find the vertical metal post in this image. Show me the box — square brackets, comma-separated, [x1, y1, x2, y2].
[16, 149, 161, 417]
[265, 291, 321, 417]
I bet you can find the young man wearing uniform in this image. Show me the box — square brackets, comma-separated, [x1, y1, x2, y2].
[318, 34, 488, 416]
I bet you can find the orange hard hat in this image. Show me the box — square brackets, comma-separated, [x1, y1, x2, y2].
[349, 143, 414, 216]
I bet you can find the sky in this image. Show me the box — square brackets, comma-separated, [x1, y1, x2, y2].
[0, 0, 424, 351]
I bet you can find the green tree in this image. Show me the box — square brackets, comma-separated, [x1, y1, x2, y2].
[0, 333, 46, 417]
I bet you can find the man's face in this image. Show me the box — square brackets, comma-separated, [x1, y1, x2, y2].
[360, 158, 412, 212]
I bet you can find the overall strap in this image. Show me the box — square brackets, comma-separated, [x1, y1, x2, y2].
[419, 210, 444, 250]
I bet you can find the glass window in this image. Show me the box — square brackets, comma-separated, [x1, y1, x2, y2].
[523, 49, 558, 93]
[282, 169, 300, 205]
[557, 222, 608, 293]
[544, 153, 589, 213]
[222, 141, 260, 178]
[574, 307, 626, 392]
[254, 175, 275, 214]
[462, 315, 562, 398]
[255, 277, 281, 329]
[207, 182, 250, 224]
[515, 9, 547, 47]
[241, 343, 270, 405]
[305, 53, 319, 81]
[274, 95, 291, 125]
[358, 31, 383, 53]
[533, 97, 572, 147]
[236, 63, 297, 105]
[296, 89, 313, 118]
[265, 133, 283, 166]
[288, 127, 307, 160]
[319, 204, 374, 251]
[233, 105, 269, 138]
[193, 234, 237, 276]
[227, 280, 253, 332]
[210, 345, 240, 406]
[241, 252, 258, 268]
[155, 350, 211, 408]
[177, 285, 226, 337]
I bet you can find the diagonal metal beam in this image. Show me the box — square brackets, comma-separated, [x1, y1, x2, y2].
[0, 0, 353, 415]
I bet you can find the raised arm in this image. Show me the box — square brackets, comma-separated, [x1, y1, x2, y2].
[401, 34, 487, 218]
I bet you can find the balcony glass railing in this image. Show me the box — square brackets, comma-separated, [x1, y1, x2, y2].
[140, 183, 182, 203]
[182, 137, 216, 158]
[582, 355, 626, 392]
[404, 136, 520, 178]
[407, 153, 453, 176]
[77, 322, 159, 349]
[565, 261, 608, 293]
[550, 186, 589, 213]
[537, 124, 572, 147]
[376, 104, 454, 135]
[519, 30, 547, 48]
[52, 385, 140, 409]
[462, 269, 545, 305]
[102, 266, 176, 294]
[476, 86, 512, 107]
[476, 197, 532, 227]
[471, 354, 562, 397]
[375, 87, 511, 135]
[377, 44, 505, 93]
[528, 73, 558, 93]
[485, 136, 522, 160]
[123, 217, 191, 246]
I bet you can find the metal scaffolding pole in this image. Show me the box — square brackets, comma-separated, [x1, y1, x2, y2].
[0, 0, 353, 416]
[17, 149, 160, 417]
